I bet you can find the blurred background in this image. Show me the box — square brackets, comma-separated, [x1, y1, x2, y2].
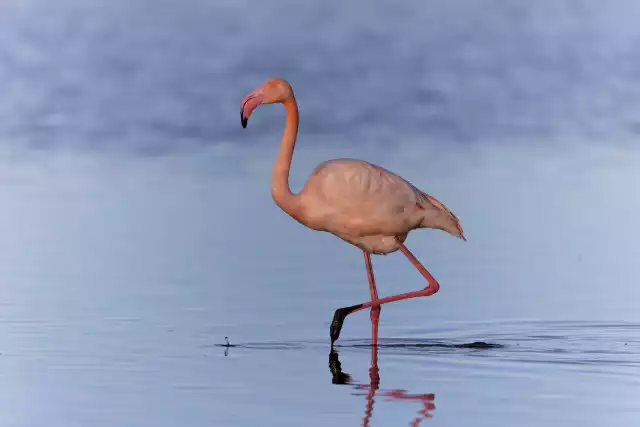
[0, 0, 639, 426]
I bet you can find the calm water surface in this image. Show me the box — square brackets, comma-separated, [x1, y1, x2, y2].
[1, 1, 640, 426]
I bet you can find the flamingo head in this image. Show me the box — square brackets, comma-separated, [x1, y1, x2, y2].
[240, 78, 294, 128]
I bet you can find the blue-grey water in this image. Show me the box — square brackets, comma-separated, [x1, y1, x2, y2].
[1, 1, 640, 426]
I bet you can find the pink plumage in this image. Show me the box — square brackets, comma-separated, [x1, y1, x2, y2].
[240, 78, 465, 346]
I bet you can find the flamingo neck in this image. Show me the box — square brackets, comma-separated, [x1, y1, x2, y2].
[271, 96, 302, 219]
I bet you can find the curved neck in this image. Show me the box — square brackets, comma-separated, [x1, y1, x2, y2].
[271, 96, 302, 219]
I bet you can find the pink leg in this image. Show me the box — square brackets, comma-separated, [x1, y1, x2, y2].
[364, 251, 381, 347]
[330, 238, 440, 345]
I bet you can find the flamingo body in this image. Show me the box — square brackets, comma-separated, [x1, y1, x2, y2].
[298, 158, 464, 254]
[239, 77, 466, 346]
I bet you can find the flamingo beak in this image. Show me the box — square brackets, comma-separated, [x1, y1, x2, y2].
[240, 92, 264, 128]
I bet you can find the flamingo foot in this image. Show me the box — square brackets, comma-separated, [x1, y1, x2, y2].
[330, 303, 362, 346]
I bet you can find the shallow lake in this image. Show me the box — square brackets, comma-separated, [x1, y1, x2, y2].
[1, 1, 639, 426]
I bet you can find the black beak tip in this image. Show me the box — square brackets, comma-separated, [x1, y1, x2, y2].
[241, 113, 248, 129]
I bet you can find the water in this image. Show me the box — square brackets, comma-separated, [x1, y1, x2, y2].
[1, 1, 640, 426]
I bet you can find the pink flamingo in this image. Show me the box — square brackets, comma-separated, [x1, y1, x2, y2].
[240, 78, 465, 347]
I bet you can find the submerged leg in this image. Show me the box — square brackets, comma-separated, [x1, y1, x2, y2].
[330, 238, 441, 345]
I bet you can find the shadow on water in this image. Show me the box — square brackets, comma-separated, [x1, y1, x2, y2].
[218, 337, 501, 425]
[335, 339, 504, 350]
[215, 337, 502, 355]
[216, 320, 640, 360]
[329, 347, 437, 427]
[215, 319, 640, 368]
[216, 321, 640, 425]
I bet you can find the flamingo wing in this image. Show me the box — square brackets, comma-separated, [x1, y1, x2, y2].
[416, 190, 465, 240]
[301, 158, 465, 240]
[301, 159, 429, 235]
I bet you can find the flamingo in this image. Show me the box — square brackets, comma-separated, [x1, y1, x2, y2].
[240, 78, 465, 347]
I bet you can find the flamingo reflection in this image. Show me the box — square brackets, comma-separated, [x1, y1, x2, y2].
[329, 347, 435, 426]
